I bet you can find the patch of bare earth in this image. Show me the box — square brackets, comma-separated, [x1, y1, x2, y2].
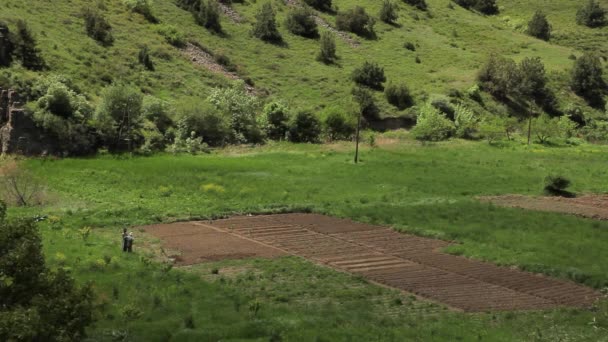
[481, 194, 608, 221]
[140, 214, 601, 312]
[218, 2, 243, 23]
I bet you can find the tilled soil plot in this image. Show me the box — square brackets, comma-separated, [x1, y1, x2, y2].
[144, 214, 600, 312]
[481, 194, 608, 221]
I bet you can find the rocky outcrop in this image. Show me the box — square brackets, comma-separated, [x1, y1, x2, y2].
[0, 88, 57, 155]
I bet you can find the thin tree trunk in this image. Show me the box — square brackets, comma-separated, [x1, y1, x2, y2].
[354, 110, 362, 164]
[527, 117, 532, 145]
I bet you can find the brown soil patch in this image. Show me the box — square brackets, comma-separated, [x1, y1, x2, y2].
[142, 214, 601, 312]
[141, 222, 285, 265]
[481, 194, 608, 221]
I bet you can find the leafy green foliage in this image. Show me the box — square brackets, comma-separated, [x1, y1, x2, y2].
[261, 101, 290, 140]
[336, 6, 376, 38]
[570, 53, 606, 108]
[82, 7, 114, 46]
[321, 106, 355, 141]
[252, 3, 282, 43]
[95, 83, 144, 151]
[302, 0, 332, 12]
[138, 45, 154, 71]
[11, 20, 45, 70]
[544, 175, 572, 196]
[527, 10, 551, 41]
[288, 110, 321, 143]
[195, 0, 223, 33]
[454, 0, 498, 15]
[411, 103, 455, 141]
[285, 7, 318, 38]
[453, 104, 478, 139]
[156, 24, 186, 47]
[123, 0, 157, 23]
[173, 99, 231, 146]
[576, 0, 606, 28]
[0, 22, 14, 68]
[351, 61, 386, 90]
[379, 0, 399, 24]
[384, 82, 413, 110]
[477, 54, 522, 99]
[0, 218, 94, 341]
[403, 0, 427, 11]
[317, 31, 337, 64]
[208, 82, 263, 143]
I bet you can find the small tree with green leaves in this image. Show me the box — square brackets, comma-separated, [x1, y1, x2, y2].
[527, 10, 551, 41]
[261, 101, 290, 140]
[317, 31, 337, 64]
[352, 61, 386, 90]
[385, 82, 413, 110]
[403, 0, 427, 11]
[411, 103, 455, 141]
[95, 84, 144, 151]
[285, 7, 318, 38]
[336, 6, 375, 38]
[138, 45, 154, 71]
[571, 53, 606, 108]
[252, 3, 282, 43]
[196, 0, 222, 33]
[303, 0, 332, 12]
[288, 111, 322, 143]
[379, 0, 399, 24]
[83, 8, 114, 46]
[576, 0, 606, 28]
[12, 20, 45, 70]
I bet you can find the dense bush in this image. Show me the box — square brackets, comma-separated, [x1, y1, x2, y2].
[581, 119, 608, 142]
[454, 0, 498, 15]
[123, 0, 158, 23]
[196, 0, 223, 33]
[33, 78, 96, 155]
[288, 111, 321, 143]
[576, 0, 606, 28]
[411, 103, 455, 141]
[570, 53, 606, 108]
[173, 99, 231, 146]
[533, 114, 578, 144]
[208, 82, 263, 143]
[167, 125, 210, 154]
[477, 54, 521, 99]
[336, 7, 375, 38]
[544, 175, 572, 197]
[404, 42, 416, 51]
[379, 0, 399, 24]
[95, 84, 144, 151]
[252, 3, 282, 43]
[403, 0, 427, 11]
[0, 217, 94, 341]
[83, 8, 114, 46]
[11, 20, 45, 71]
[317, 31, 337, 64]
[527, 10, 551, 41]
[142, 96, 173, 134]
[351, 61, 386, 90]
[321, 106, 355, 141]
[430, 95, 455, 119]
[261, 101, 290, 140]
[285, 7, 318, 38]
[156, 25, 186, 47]
[453, 104, 478, 139]
[303, 0, 332, 12]
[138, 45, 154, 71]
[384, 82, 413, 110]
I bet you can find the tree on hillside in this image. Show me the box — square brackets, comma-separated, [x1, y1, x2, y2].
[196, 0, 223, 33]
[0, 22, 13, 67]
[379, 0, 399, 24]
[351, 61, 386, 90]
[262, 101, 291, 140]
[252, 3, 282, 42]
[576, 0, 607, 28]
[454, 0, 498, 15]
[303, 0, 332, 13]
[95, 84, 144, 151]
[317, 31, 337, 64]
[385, 82, 413, 110]
[288, 111, 321, 143]
[403, 0, 427, 11]
[519, 57, 558, 114]
[285, 7, 319, 38]
[477, 54, 522, 99]
[83, 8, 114, 46]
[570, 53, 606, 108]
[0, 214, 94, 341]
[336, 7, 376, 38]
[138, 45, 154, 71]
[527, 10, 551, 41]
[12, 20, 45, 70]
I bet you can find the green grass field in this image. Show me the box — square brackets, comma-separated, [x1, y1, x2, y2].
[1, 0, 605, 118]
[6, 137, 608, 341]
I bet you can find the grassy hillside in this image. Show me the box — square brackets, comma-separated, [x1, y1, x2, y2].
[1, 0, 605, 118]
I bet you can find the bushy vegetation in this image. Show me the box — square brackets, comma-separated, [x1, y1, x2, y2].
[252, 3, 282, 43]
[570, 53, 606, 108]
[82, 7, 114, 46]
[336, 6, 376, 38]
[403, 0, 427, 11]
[196, 0, 223, 33]
[302, 0, 332, 13]
[384, 82, 413, 110]
[527, 10, 551, 41]
[411, 103, 455, 141]
[285, 7, 318, 38]
[379, 0, 399, 24]
[317, 31, 337, 64]
[288, 110, 321, 143]
[94, 83, 144, 151]
[0, 20, 45, 70]
[544, 175, 573, 197]
[156, 24, 186, 47]
[576, 0, 606, 28]
[454, 0, 499, 15]
[351, 61, 386, 90]
[123, 0, 157, 23]
[138, 45, 154, 71]
[261, 101, 290, 140]
[321, 106, 355, 141]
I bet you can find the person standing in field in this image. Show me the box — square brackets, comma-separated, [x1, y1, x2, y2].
[122, 228, 128, 252]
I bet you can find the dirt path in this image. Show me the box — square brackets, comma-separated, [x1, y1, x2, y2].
[218, 2, 243, 23]
[183, 43, 255, 93]
[143, 214, 600, 312]
[480, 194, 608, 221]
[283, 0, 360, 47]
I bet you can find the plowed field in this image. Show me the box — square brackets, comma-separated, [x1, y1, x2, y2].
[143, 214, 600, 312]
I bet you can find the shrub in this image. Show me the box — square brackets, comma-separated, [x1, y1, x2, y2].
[385, 82, 413, 110]
[0, 218, 94, 341]
[336, 7, 375, 38]
[379, 0, 399, 24]
[174, 99, 231, 146]
[576, 0, 606, 28]
[404, 42, 416, 51]
[261, 101, 290, 140]
[0, 22, 13, 67]
[196, 0, 223, 33]
[351, 61, 386, 90]
[288, 111, 321, 143]
[168, 130, 209, 154]
[454, 0, 498, 15]
[142, 96, 173, 133]
[252, 3, 282, 43]
[156, 25, 186, 47]
[527, 10, 551, 41]
[454, 104, 478, 139]
[11, 20, 45, 71]
[0, 161, 45, 206]
[352, 85, 379, 120]
[123, 0, 157, 23]
[570, 52, 606, 108]
[303, 0, 332, 12]
[477, 54, 522, 99]
[403, 0, 427, 11]
[285, 7, 318, 38]
[321, 107, 355, 141]
[430, 95, 455, 119]
[83, 8, 114, 46]
[317, 31, 337, 64]
[138, 45, 154, 71]
[581, 119, 608, 142]
[95, 84, 144, 151]
[544, 175, 573, 197]
[467, 84, 482, 102]
[411, 103, 455, 141]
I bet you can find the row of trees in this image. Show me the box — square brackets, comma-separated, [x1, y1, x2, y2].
[0, 20, 45, 70]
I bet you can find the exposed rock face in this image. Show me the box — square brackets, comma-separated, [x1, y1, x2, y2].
[0, 88, 57, 155]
